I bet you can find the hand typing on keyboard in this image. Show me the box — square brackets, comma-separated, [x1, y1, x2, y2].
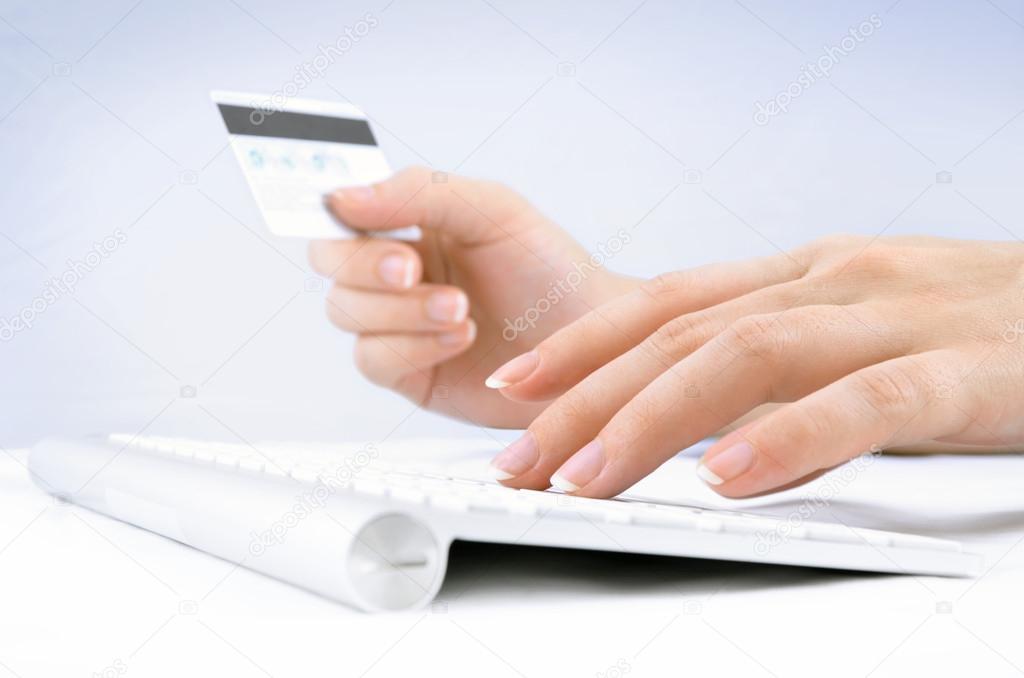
[484, 235, 1024, 499]
[308, 166, 637, 428]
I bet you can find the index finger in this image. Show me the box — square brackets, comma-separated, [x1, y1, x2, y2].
[324, 166, 537, 244]
[488, 253, 807, 402]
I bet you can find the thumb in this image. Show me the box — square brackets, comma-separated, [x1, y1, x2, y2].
[325, 166, 531, 244]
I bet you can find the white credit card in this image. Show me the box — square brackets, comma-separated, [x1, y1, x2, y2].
[211, 90, 418, 240]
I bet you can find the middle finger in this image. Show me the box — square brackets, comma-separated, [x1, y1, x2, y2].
[325, 283, 469, 333]
[491, 279, 824, 487]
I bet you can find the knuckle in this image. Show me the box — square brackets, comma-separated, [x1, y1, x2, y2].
[399, 166, 444, 211]
[618, 392, 667, 440]
[803, 233, 864, 256]
[749, 403, 834, 474]
[778, 402, 835, 448]
[355, 337, 431, 398]
[483, 180, 530, 220]
[640, 271, 691, 300]
[401, 165, 433, 185]
[792, 233, 864, 271]
[645, 313, 710, 361]
[779, 305, 835, 335]
[721, 314, 787, 361]
[851, 364, 921, 415]
[826, 243, 907, 281]
[542, 388, 597, 432]
[845, 245, 895, 273]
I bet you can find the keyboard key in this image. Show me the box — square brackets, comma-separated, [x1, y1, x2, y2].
[428, 494, 469, 512]
[239, 458, 265, 473]
[390, 486, 427, 504]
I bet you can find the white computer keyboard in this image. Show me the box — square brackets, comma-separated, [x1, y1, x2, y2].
[28, 435, 982, 612]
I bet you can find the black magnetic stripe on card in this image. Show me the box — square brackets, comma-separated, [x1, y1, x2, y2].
[217, 104, 377, 145]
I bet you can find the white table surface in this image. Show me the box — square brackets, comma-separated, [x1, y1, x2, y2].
[2, 442, 1023, 678]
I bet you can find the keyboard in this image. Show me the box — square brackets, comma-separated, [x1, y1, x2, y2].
[28, 435, 982, 612]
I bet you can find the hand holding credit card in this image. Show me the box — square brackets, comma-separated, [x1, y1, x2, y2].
[213, 91, 636, 448]
[211, 90, 419, 240]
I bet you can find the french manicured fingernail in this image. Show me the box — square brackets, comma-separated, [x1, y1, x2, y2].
[426, 291, 468, 323]
[484, 351, 539, 389]
[329, 185, 375, 204]
[378, 254, 415, 289]
[697, 441, 755, 486]
[488, 432, 538, 480]
[550, 439, 604, 492]
[438, 321, 475, 346]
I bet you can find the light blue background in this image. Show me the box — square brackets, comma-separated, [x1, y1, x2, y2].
[1, 0, 1022, 447]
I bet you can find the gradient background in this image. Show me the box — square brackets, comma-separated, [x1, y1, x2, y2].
[1, 0, 1022, 450]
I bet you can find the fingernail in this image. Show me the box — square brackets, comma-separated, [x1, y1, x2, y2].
[426, 291, 468, 323]
[550, 439, 604, 492]
[330, 185, 375, 203]
[378, 254, 415, 289]
[488, 432, 538, 480]
[484, 351, 539, 389]
[697, 441, 756, 486]
[438, 321, 475, 346]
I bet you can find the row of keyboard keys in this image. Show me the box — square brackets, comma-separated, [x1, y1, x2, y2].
[105, 435, 961, 552]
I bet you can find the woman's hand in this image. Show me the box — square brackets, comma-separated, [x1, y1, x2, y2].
[486, 235, 1024, 498]
[308, 167, 635, 427]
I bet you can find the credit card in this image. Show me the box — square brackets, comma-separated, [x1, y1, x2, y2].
[211, 90, 419, 240]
